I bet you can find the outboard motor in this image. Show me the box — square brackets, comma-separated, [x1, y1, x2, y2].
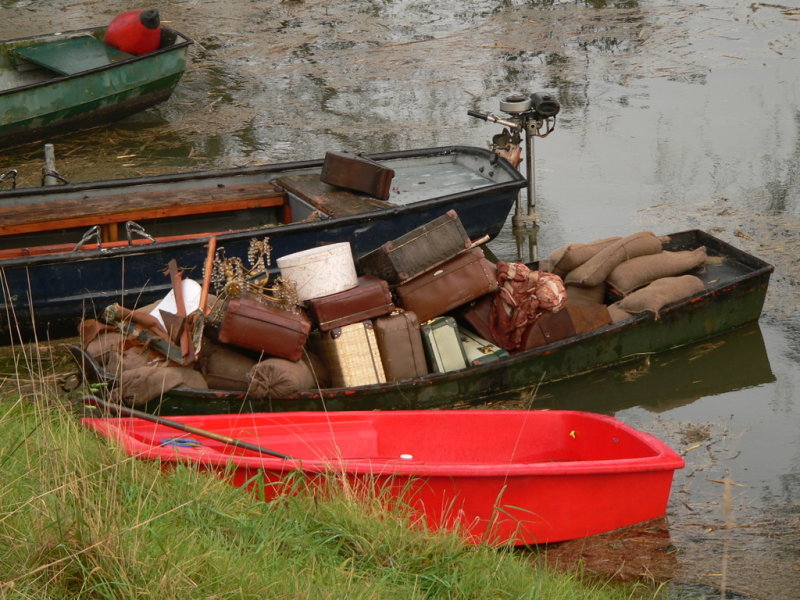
[103, 9, 162, 55]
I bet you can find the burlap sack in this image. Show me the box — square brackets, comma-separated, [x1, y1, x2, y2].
[198, 342, 257, 391]
[607, 304, 634, 323]
[613, 275, 705, 316]
[544, 236, 622, 277]
[111, 366, 208, 406]
[607, 246, 708, 295]
[247, 353, 329, 400]
[564, 231, 664, 288]
[86, 332, 164, 374]
[565, 283, 606, 306]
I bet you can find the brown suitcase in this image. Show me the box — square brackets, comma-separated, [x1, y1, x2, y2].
[358, 210, 472, 284]
[453, 292, 500, 346]
[310, 320, 386, 388]
[306, 275, 395, 331]
[395, 249, 498, 323]
[518, 304, 612, 352]
[373, 311, 428, 381]
[218, 295, 311, 362]
[320, 151, 395, 200]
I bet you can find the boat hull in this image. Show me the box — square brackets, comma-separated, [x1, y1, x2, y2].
[0, 146, 524, 343]
[91, 228, 770, 415]
[0, 26, 192, 146]
[82, 409, 685, 545]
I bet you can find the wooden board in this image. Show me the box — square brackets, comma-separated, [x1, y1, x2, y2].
[12, 36, 133, 76]
[275, 174, 393, 218]
[0, 183, 287, 236]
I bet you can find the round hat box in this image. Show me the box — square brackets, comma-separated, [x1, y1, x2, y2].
[276, 242, 358, 301]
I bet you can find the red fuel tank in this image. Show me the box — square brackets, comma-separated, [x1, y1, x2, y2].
[103, 9, 161, 56]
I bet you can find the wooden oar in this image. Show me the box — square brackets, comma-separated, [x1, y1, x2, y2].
[82, 395, 293, 460]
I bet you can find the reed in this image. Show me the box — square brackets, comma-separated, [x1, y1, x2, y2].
[0, 346, 663, 600]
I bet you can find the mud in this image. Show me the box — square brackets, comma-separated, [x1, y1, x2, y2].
[1, 1, 798, 599]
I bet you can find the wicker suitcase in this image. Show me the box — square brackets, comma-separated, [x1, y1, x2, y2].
[358, 210, 472, 284]
[320, 151, 395, 200]
[459, 327, 508, 366]
[395, 248, 498, 323]
[310, 320, 386, 387]
[373, 311, 428, 381]
[420, 316, 469, 374]
[218, 296, 311, 362]
[306, 275, 394, 331]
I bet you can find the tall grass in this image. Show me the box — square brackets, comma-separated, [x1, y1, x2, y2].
[1, 351, 663, 599]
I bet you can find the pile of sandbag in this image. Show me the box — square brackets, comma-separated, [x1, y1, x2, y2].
[540, 230, 708, 322]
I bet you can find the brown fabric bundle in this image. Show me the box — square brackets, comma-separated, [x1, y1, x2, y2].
[565, 283, 606, 307]
[544, 236, 622, 277]
[489, 262, 567, 351]
[111, 366, 208, 406]
[612, 275, 705, 316]
[607, 304, 634, 323]
[607, 247, 707, 295]
[198, 342, 258, 391]
[247, 353, 329, 400]
[564, 231, 664, 288]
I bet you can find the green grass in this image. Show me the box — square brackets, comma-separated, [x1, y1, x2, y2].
[0, 351, 664, 600]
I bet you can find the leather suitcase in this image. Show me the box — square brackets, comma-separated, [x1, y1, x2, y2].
[453, 292, 500, 346]
[218, 295, 311, 362]
[310, 320, 386, 387]
[320, 151, 395, 200]
[373, 311, 428, 381]
[306, 275, 395, 331]
[395, 248, 498, 323]
[420, 316, 469, 373]
[518, 304, 612, 352]
[459, 327, 508, 366]
[358, 210, 472, 284]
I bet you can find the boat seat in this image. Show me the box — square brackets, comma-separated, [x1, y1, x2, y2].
[274, 173, 394, 218]
[11, 35, 133, 76]
[0, 182, 290, 242]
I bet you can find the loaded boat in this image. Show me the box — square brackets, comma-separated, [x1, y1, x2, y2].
[0, 15, 192, 147]
[81, 408, 685, 546]
[0, 146, 525, 344]
[68, 228, 774, 414]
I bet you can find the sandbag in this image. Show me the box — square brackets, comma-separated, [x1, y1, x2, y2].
[607, 246, 708, 295]
[544, 236, 622, 277]
[564, 231, 664, 288]
[198, 342, 257, 391]
[111, 366, 208, 407]
[86, 332, 165, 374]
[607, 304, 633, 323]
[247, 353, 329, 400]
[612, 275, 705, 316]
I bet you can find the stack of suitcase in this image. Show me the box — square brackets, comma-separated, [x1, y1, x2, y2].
[214, 210, 506, 390]
[359, 210, 503, 375]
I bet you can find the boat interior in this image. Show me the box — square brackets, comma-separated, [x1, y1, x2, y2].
[0, 150, 514, 260]
[0, 27, 189, 92]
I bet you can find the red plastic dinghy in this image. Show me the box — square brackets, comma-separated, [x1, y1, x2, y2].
[83, 409, 684, 545]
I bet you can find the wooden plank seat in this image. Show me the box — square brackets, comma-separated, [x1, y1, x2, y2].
[11, 36, 134, 76]
[0, 182, 289, 242]
[274, 174, 394, 218]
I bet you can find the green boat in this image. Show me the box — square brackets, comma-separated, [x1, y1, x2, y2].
[68, 229, 774, 415]
[0, 25, 192, 147]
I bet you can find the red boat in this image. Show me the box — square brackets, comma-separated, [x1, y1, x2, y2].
[82, 409, 684, 545]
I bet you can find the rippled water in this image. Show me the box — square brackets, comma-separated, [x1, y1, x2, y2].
[1, 1, 798, 598]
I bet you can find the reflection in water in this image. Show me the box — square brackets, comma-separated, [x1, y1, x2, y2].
[485, 322, 774, 414]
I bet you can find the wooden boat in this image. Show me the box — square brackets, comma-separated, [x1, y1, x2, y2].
[0, 146, 525, 344]
[0, 25, 192, 147]
[81, 409, 685, 545]
[68, 228, 773, 414]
